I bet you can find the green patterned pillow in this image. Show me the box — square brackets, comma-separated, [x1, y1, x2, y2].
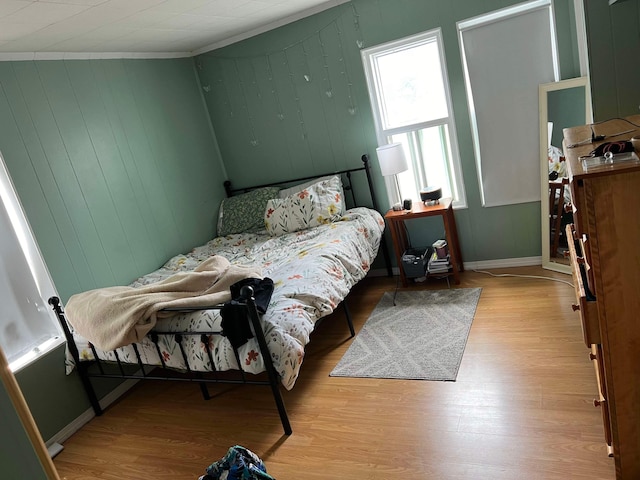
[264, 176, 343, 236]
[217, 186, 281, 236]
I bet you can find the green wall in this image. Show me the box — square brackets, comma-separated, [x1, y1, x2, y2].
[547, 86, 588, 148]
[0, 57, 225, 440]
[0, 374, 49, 479]
[585, 0, 640, 120]
[196, 0, 582, 263]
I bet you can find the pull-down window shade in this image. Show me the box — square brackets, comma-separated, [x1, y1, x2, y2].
[458, 0, 558, 207]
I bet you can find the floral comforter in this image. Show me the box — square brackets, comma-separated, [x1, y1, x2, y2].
[66, 207, 384, 390]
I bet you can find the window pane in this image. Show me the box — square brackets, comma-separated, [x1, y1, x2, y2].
[0, 199, 61, 366]
[375, 39, 449, 130]
[362, 28, 467, 208]
[0, 152, 63, 371]
[392, 125, 456, 202]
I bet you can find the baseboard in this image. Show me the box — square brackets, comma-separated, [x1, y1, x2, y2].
[369, 256, 542, 278]
[367, 267, 400, 277]
[47, 442, 64, 458]
[463, 256, 542, 270]
[46, 377, 139, 450]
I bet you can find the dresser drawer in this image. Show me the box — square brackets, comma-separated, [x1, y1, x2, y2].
[590, 345, 614, 456]
[566, 224, 600, 346]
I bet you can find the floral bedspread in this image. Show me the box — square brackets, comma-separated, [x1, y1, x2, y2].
[66, 207, 384, 390]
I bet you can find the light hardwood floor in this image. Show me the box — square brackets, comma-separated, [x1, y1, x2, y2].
[53, 267, 615, 480]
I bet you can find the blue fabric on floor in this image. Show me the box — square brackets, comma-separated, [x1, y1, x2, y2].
[199, 445, 274, 480]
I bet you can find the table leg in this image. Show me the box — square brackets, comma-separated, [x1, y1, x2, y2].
[448, 206, 463, 272]
[443, 207, 461, 284]
[388, 219, 408, 287]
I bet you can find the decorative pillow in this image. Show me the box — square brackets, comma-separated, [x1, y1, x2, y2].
[264, 176, 343, 236]
[217, 186, 281, 237]
[278, 175, 347, 212]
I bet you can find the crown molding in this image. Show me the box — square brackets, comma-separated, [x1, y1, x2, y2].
[0, 51, 192, 61]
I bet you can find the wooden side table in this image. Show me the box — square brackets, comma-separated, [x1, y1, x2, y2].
[384, 197, 463, 287]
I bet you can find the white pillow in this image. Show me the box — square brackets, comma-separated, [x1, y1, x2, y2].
[548, 144, 567, 178]
[279, 175, 347, 212]
[265, 176, 344, 236]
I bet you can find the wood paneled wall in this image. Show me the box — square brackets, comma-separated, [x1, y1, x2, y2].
[585, 0, 640, 120]
[0, 57, 223, 441]
[0, 58, 224, 303]
[196, 5, 373, 187]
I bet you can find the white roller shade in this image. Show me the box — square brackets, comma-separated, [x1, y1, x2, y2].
[459, 1, 558, 207]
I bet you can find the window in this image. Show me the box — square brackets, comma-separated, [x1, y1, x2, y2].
[0, 151, 63, 372]
[362, 28, 466, 208]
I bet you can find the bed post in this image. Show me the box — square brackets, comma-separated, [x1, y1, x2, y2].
[239, 286, 292, 435]
[362, 154, 393, 276]
[361, 155, 379, 211]
[48, 297, 103, 416]
[223, 180, 233, 198]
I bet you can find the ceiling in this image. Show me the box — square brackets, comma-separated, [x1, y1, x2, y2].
[0, 0, 349, 59]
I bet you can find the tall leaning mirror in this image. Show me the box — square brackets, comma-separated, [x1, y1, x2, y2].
[539, 77, 592, 274]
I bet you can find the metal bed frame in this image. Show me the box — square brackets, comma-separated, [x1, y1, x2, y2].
[50, 154, 390, 435]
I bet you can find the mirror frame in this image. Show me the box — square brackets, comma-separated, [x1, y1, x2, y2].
[539, 76, 592, 274]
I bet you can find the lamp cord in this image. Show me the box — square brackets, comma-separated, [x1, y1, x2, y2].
[567, 117, 640, 148]
[392, 273, 400, 306]
[402, 221, 412, 248]
[390, 221, 413, 306]
[473, 269, 574, 287]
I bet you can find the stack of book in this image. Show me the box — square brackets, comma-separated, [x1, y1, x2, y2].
[427, 249, 450, 274]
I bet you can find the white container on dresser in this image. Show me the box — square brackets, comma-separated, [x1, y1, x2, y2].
[563, 115, 640, 480]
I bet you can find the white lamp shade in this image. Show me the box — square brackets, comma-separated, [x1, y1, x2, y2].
[376, 143, 408, 176]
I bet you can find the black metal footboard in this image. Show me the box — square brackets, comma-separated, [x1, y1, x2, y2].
[49, 286, 293, 435]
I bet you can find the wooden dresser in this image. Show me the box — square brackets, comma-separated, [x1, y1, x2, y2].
[563, 115, 640, 479]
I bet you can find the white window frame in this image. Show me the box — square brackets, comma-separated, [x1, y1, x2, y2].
[573, 0, 590, 77]
[362, 27, 467, 209]
[0, 151, 64, 372]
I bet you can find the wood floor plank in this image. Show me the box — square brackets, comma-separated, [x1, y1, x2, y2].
[54, 267, 615, 479]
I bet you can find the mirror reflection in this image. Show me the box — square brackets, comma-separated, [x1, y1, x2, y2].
[539, 77, 592, 274]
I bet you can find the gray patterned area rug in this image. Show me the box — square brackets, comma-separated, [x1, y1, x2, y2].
[330, 288, 482, 381]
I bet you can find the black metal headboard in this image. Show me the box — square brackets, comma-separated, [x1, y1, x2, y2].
[223, 154, 381, 213]
[223, 154, 391, 275]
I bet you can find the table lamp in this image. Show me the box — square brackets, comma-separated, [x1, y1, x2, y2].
[376, 143, 408, 206]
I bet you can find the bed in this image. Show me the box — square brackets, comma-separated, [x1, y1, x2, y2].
[50, 155, 387, 434]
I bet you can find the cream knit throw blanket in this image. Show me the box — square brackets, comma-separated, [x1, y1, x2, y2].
[65, 256, 261, 351]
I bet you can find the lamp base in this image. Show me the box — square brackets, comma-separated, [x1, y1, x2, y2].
[423, 199, 440, 206]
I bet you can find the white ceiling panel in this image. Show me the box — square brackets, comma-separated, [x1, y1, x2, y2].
[0, 22, 40, 42]
[37, 0, 109, 5]
[3, 2, 91, 24]
[188, 0, 253, 17]
[0, 0, 349, 57]
[0, 2, 32, 17]
[114, 10, 177, 27]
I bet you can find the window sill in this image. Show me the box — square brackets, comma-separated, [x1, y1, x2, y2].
[9, 336, 66, 373]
